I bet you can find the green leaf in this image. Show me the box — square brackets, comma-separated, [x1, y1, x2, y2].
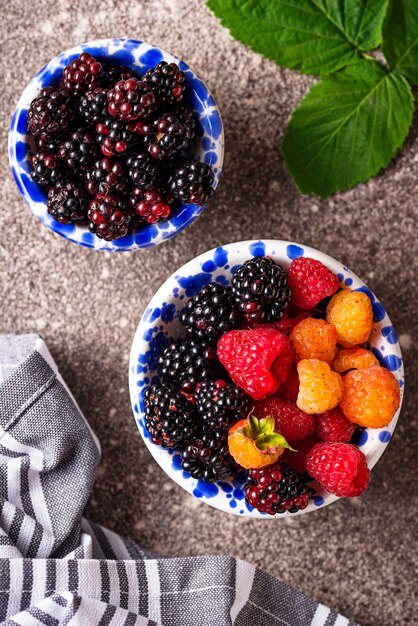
[256, 433, 296, 451]
[282, 60, 414, 198]
[207, 0, 388, 75]
[382, 0, 418, 85]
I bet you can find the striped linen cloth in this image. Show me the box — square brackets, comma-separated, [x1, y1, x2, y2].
[0, 333, 358, 626]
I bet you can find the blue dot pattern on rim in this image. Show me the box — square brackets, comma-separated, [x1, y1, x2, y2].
[8, 38, 224, 252]
[128, 240, 405, 518]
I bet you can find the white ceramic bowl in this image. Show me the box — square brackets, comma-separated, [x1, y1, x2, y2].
[9, 38, 224, 251]
[129, 240, 404, 517]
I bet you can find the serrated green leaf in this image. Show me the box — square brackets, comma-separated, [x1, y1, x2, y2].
[382, 0, 418, 85]
[282, 60, 414, 198]
[207, 0, 388, 75]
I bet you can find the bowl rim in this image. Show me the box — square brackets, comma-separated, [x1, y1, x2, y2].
[8, 37, 224, 252]
[129, 239, 405, 518]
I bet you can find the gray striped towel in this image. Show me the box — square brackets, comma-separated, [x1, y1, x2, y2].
[0, 333, 358, 626]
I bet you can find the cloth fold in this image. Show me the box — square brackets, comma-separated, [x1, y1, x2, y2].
[0, 334, 357, 626]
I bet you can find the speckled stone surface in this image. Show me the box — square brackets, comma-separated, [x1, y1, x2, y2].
[1, 2, 417, 625]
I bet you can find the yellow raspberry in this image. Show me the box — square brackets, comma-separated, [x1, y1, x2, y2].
[296, 359, 343, 415]
[290, 318, 337, 365]
[326, 290, 373, 347]
[340, 365, 400, 428]
[334, 347, 379, 373]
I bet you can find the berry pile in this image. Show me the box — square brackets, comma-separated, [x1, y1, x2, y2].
[27, 54, 215, 241]
[144, 255, 401, 515]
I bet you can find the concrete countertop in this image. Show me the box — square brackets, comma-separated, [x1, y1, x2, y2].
[1, 1, 417, 625]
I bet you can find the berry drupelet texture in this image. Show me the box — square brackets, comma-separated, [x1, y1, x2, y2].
[27, 87, 74, 138]
[107, 78, 156, 121]
[85, 157, 129, 196]
[63, 52, 103, 94]
[126, 153, 159, 189]
[180, 282, 241, 344]
[181, 431, 236, 482]
[195, 380, 252, 432]
[146, 109, 196, 160]
[231, 257, 291, 323]
[143, 383, 198, 449]
[79, 88, 109, 126]
[31, 153, 66, 188]
[158, 338, 224, 393]
[47, 181, 88, 224]
[169, 161, 214, 205]
[129, 187, 173, 224]
[144, 61, 186, 105]
[87, 193, 133, 241]
[58, 129, 99, 173]
[95, 118, 138, 157]
[244, 461, 312, 515]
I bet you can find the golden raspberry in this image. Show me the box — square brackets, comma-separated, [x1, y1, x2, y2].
[334, 347, 379, 373]
[296, 359, 343, 415]
[340, 365, 400, 428]
[290, 318, 337, 365]
[326, 290, 373, 347]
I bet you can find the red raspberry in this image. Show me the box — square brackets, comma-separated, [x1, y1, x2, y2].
[274, 308, 312, 334]
[306, 442, 370, 497]
[277, 365, 299, 403]
[316, 407, 356, 442]
[282, 433, 320, 473]
[288, 257, 340, 309]
[217, 328, 293, 401]
[254, 396, 315, 445]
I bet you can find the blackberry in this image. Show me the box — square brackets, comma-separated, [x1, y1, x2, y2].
[244, 461, 313, 515]
[169, 161, 214, 206]
[58, 129, 99, 173]
[85, 157, 129, 196]
[126, 152, 159, 189]
[87, 193, 133, 241]
[79, 87, 108, 126]
[180, 282, 241, 344]
[181, 430, 236, 482]
[144, 61, 186, 105]
[101, 64, 140, 88]
[143, 383, 197, 448]
[96, 117, 138, 157]
[31, 152, 67, 188]
[158, 337, 224, 393]
[27, 87, 74, 138]
[128, 187, 173, 225]
[231, 257, 291, 323]
[146, 109, 196, 160]
[195, 380, 251, 431]
[107, 78, 155, 121]
[47, 181, 88, 224]
[36, 132, 62, 154]
[63, 52, 103, 93]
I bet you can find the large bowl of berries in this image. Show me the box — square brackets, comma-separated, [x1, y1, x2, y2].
[129, 240, 404, 517]
[9, 38, 223, 251]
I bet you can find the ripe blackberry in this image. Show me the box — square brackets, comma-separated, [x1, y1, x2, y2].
[195, 380, 251, 431]
[158, 338, 224, 394]
[143, 383, 197, 448]
[27, 87, 74, 138]
[244, 461, 313, 515]
[128, 187, 173, 224]
[126, 153, 159, 189]
[146, 109, 196, 160]
[107, 78, 155, 121]
[87, 193, 133, 241]
[144, 61, 186, 105]
[31, 152, 67, 188]
[85, 157, 129, 196]
[181, 431, 236, 482]
[96, 118, 138, 157]
[101, 64, 140, 88]
[47, 181, 88, 224]
[169, 161, 214, 206]
[231, 257, 291, 323]
[180, 282, 241, 344]
[63, 52, 103, 93]
[58, 129, 99, 173]
[36, 132, 62, 154]
[79, 88, 108, 126]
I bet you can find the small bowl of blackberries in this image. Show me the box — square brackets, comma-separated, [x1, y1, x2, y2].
[129, 240, 404, 518]
[9, 38, 223, 251]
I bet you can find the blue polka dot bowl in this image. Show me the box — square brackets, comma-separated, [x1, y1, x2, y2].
[129, 240, 404, 517]
[8, 38, 224, 251]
